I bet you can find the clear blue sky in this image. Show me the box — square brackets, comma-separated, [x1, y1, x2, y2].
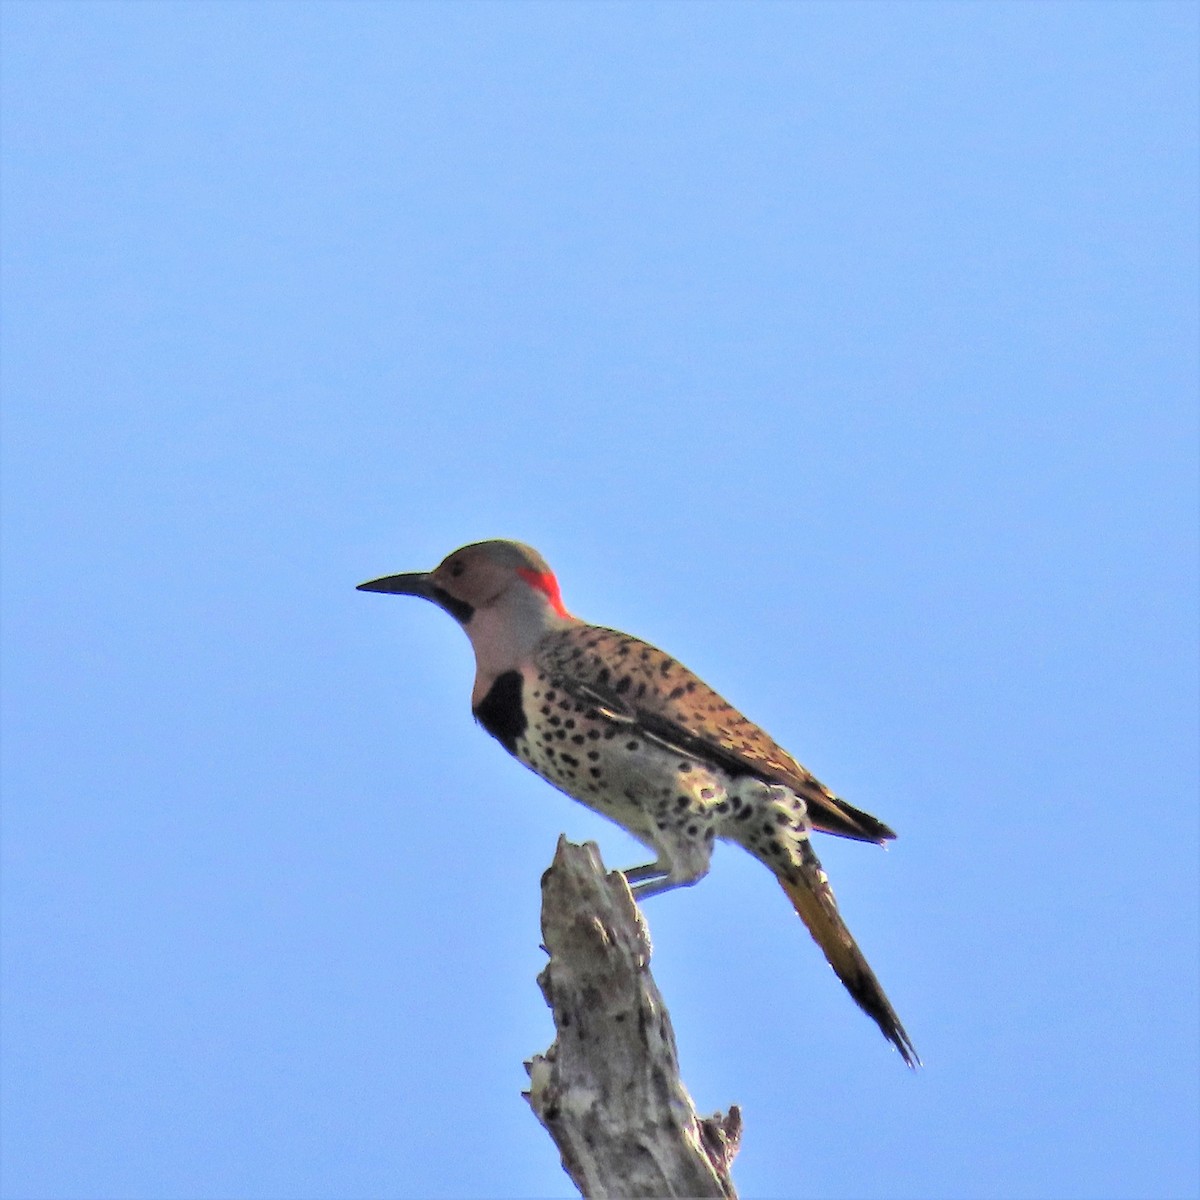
[2, 4, 1197, 1198]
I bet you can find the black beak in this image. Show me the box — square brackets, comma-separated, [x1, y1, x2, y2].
[356, 571, 437, 598]
[356, 571, 474, 624]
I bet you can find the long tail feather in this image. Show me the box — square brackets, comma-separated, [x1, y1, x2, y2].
[780, 842, 920, 1068]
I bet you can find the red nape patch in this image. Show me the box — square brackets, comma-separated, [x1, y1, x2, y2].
[516, 567, 570, 617]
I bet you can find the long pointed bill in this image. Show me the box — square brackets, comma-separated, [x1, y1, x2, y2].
[356, 571, 436, 598]
[356, 571, 474, 624]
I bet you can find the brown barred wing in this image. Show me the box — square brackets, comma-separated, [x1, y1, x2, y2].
[534, 625, 895, 844]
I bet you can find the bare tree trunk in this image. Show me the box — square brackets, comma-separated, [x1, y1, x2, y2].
[524, 837, 742, 1199]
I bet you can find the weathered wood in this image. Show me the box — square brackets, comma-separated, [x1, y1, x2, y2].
[524, 837, 741, 1199]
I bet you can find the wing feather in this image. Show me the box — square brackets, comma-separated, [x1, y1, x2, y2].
[535, 625, 896, 843]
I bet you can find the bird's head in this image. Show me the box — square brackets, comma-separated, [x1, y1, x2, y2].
[358, 538, 572, 633]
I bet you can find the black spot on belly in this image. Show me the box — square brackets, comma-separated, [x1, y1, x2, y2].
[473, 671, 527, 755]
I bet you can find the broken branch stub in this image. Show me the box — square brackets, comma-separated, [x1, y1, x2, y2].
[524, 836, 741, 1199]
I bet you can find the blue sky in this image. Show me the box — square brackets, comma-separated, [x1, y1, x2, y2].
[2, 3, 1197, 1198]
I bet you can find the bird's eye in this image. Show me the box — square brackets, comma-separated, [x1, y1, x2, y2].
[449, 562, 465, 578]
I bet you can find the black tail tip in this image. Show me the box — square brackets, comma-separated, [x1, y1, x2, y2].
[890, 1030, 921, 1069]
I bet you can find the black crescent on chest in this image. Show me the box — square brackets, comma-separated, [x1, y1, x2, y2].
[472, 670, 527, 755]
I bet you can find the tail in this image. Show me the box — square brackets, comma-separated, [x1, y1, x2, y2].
[780, 841, 920, 1068]
[805, 788, 897, 844]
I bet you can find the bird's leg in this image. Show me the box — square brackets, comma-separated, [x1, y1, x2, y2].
[624, 806, 715, 902]
[621, 861, 666, 883]
[621, 862, 677, 899]
[624, 854, 705, 902]
[628, 873, 697, 900]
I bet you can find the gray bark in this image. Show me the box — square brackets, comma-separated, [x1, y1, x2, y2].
[524, 837, 742, 1199]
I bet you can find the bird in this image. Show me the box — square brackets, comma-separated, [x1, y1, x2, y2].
[358, 539, 918, 1067]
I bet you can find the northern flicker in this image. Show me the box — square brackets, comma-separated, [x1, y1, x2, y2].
[358, 539, 918, 1067]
